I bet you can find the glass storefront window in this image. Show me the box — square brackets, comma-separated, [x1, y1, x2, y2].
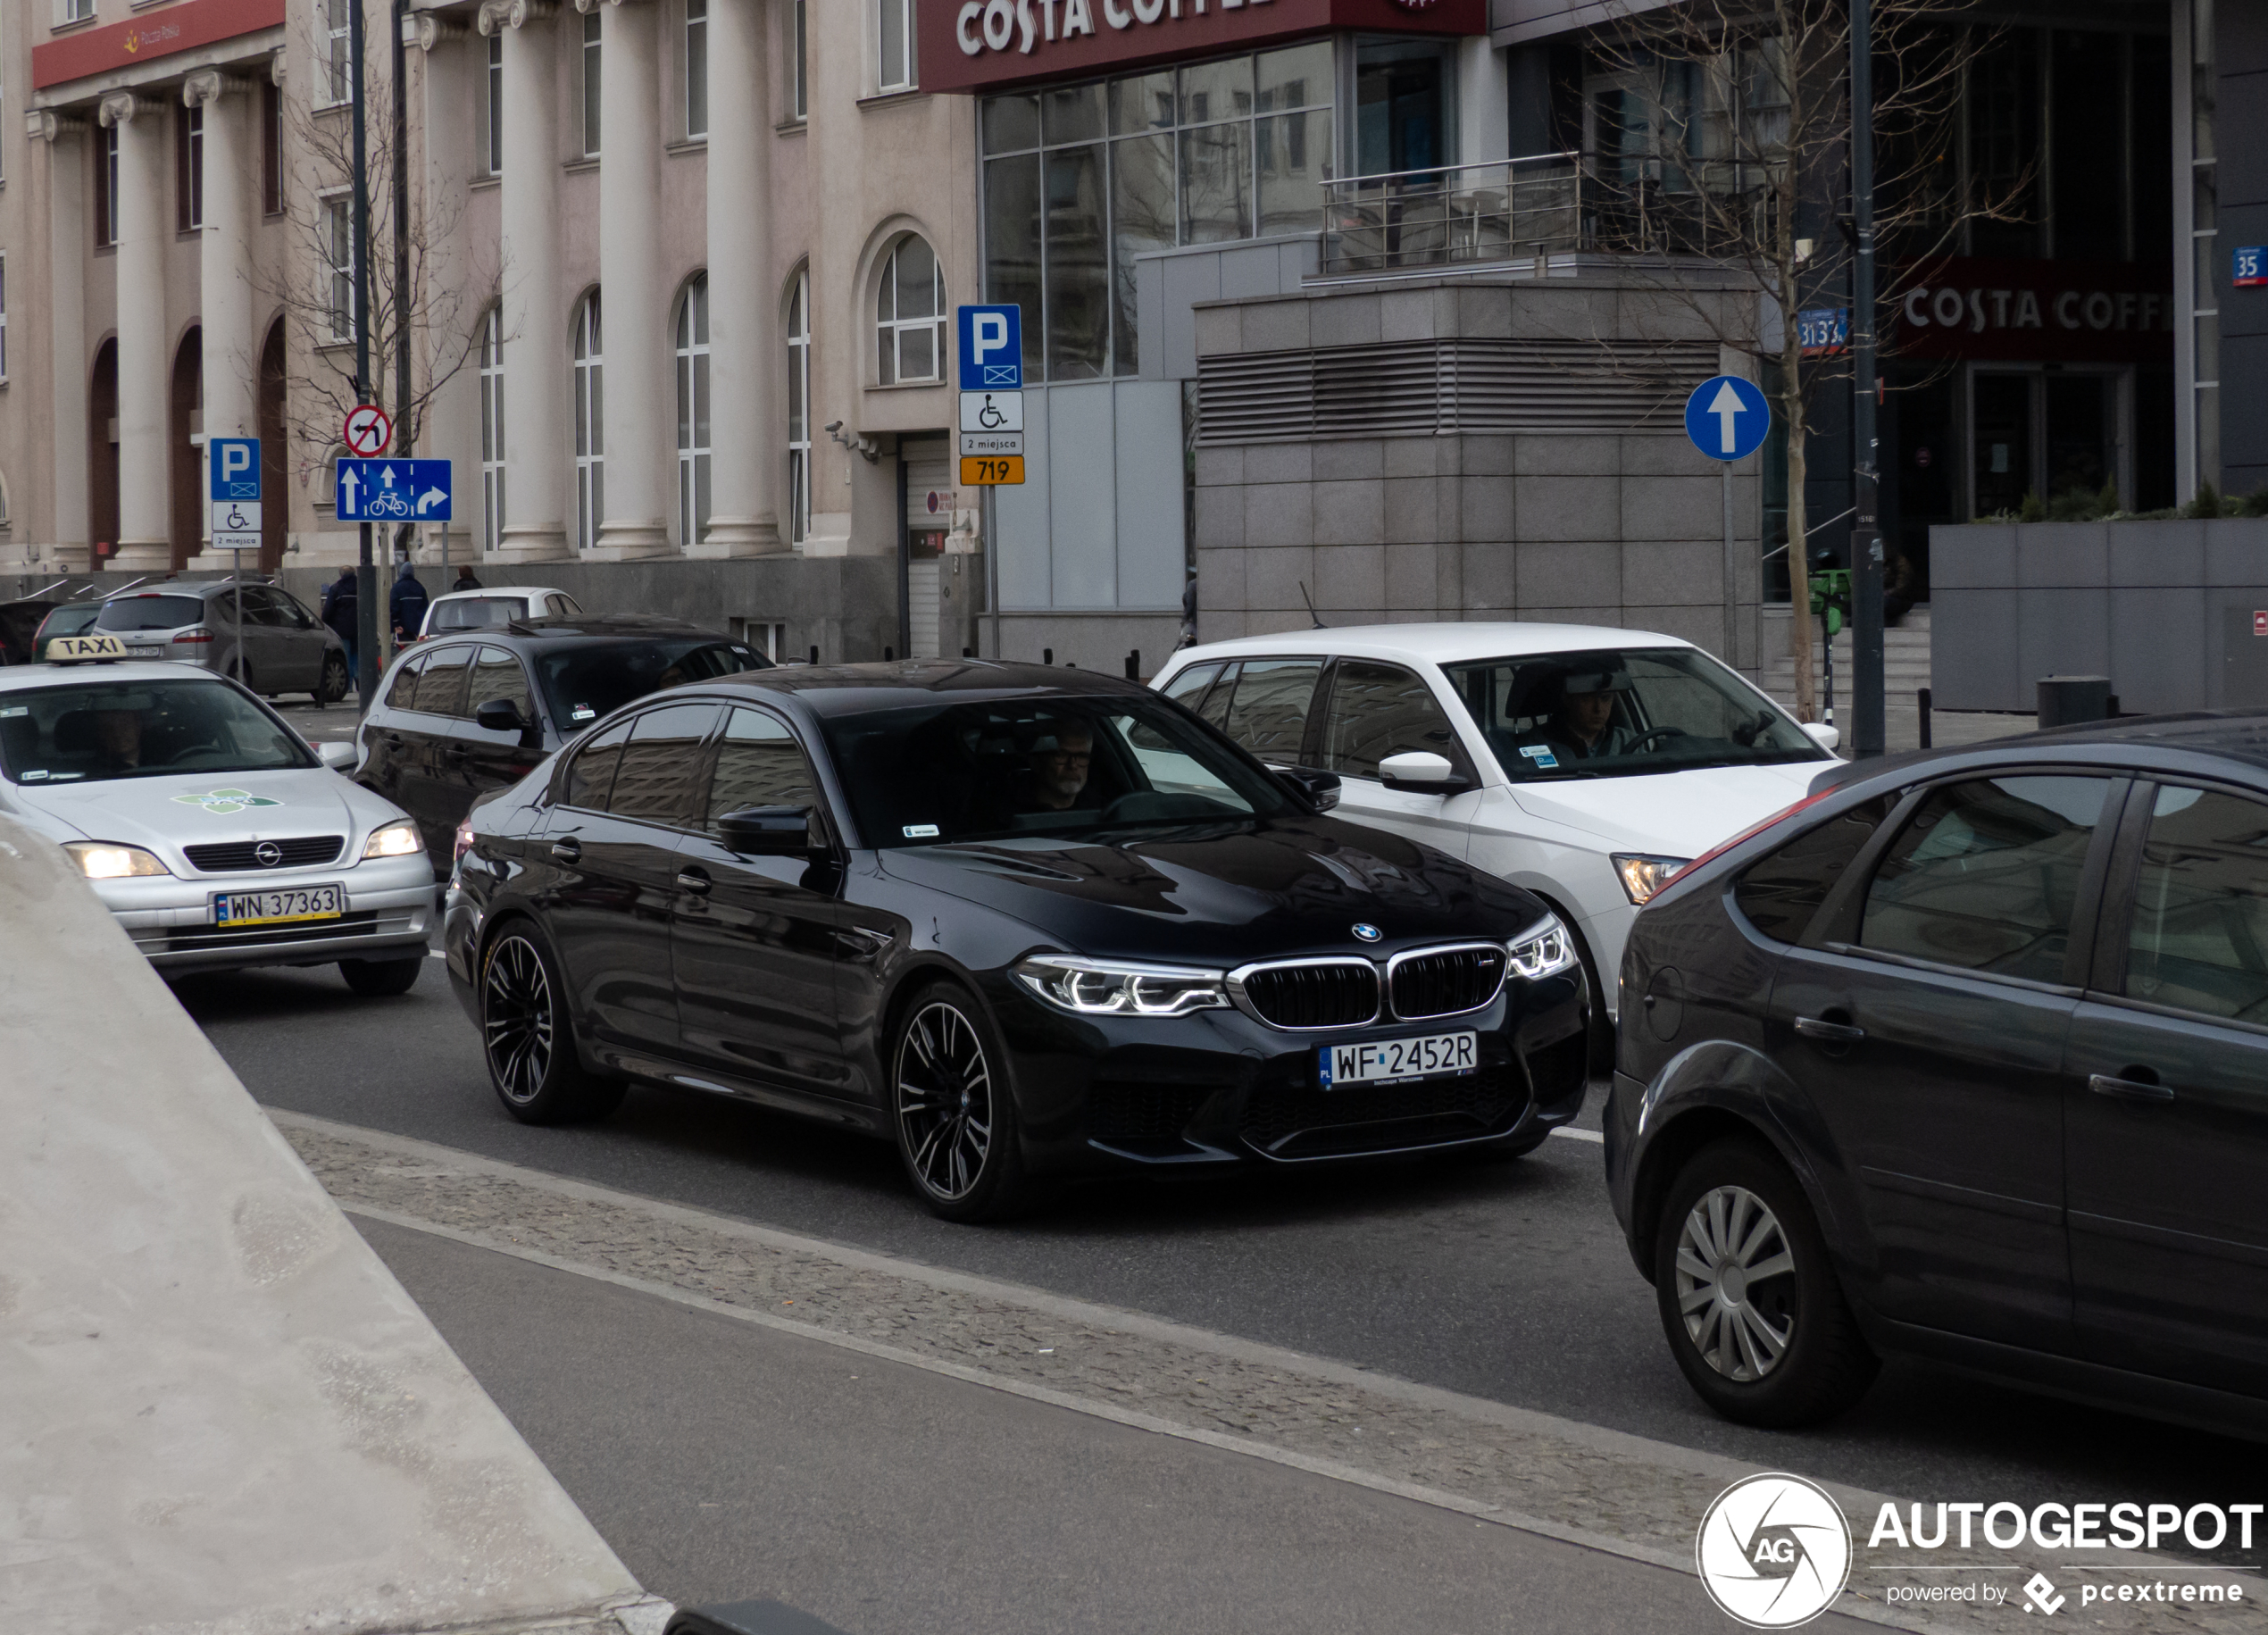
[982, 43, 1335, 380]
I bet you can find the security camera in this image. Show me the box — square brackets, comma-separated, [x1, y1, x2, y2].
[824, 421, 881, 464]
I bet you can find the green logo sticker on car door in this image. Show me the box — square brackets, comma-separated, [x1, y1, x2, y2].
[171, 788, 285, 815]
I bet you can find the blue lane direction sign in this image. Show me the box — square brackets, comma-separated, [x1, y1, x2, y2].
[957, 304, 1023, 390]
[1684, 374, 1772, 463]
[337, 458, 453, 523]
[209, 437, 261, 548]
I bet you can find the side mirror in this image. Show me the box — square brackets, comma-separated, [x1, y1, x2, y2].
[717, 805, 815, 856]
[1801, 722, 1842, 752]
[1275, 765, 1341, 813]
[1378, 750, 1472, 795]
[474, 697, 525, 734]
[317, 740, 357, 772]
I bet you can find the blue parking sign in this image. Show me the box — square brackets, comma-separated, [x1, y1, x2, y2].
[209, 437, 261, 501]
[957, 304, 1023, 390]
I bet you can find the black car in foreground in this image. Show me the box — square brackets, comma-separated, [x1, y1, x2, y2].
[446, 662, 1589, 1219]
[1610, 712, 2268, 1435]
[357, 613, 769, 862]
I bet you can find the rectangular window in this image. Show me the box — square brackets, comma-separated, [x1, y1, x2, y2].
[479, 307, 506, 550]
[877, 0, 913, 93]
[685, 0, 707, 138]
[177, 103, 204, 231]
[486, 32, 504, 173]
[262, 79, 284, 213]
[0, 254, 9, 381]
[2125, 786, 2268, 1020]
[96, 122, 118, 248]
[321, 0, 352, 108]
[63, 0, 96, 22]
[791, 0, 808, 120]
[321, 195, 354, 342]
[582, 10, 602, 157]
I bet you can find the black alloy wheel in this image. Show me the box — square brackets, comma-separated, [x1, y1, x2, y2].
[320, 652, 351, 705]
[890, 982, 1027, 1222]
[479, 924, 625, 1124]
[339, 954, 422, 996]
[1653, 1139, 1877, 1427]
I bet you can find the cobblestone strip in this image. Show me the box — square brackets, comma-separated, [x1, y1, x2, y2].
[275, 1114, 2259, 1635]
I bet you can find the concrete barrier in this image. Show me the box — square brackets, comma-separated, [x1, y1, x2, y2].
[0, 813, 662, 1635]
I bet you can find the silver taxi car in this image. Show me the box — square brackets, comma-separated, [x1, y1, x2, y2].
[0, 638, 435, 990]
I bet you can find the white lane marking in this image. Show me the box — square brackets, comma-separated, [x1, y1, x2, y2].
[1549, 1126, 1604, 1146]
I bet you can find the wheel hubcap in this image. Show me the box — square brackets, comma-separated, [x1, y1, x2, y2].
[1674, 1184, 1797, 1382]
[482, 935, 554, 1105]
[896, 1001, 993, 1201]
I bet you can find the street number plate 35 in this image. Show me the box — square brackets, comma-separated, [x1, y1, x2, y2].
[1320, 1031, 1477, 1089]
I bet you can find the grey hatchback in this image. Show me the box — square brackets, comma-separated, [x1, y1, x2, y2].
[95, 583, 350, 704]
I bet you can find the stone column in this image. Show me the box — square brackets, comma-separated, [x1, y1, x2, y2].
[479, 0, 571, 561]
[27, 113, 91, 572]
[414, 14, 479, 565]
[184, 73, 257, 452]
[580, 0, 671, 558]
[99, 93, 171, 571]
[691, 0, 782, 556]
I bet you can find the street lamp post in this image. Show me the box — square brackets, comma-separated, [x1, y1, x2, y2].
[1850, 0, 1886, 758]
[350, 0, 378, 712]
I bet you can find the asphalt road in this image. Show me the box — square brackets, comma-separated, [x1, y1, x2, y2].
[182, 955, 2264, 1551]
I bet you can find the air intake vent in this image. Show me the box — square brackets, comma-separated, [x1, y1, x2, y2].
[1390, 944, 1508, 1020]
[1233, 960, 1380, 1030]
[183, 836, 346, 872]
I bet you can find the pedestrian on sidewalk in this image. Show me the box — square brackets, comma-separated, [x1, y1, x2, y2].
[390, 560, 430, 646]
[320, 566, 360, 692]
[451, 566, 482, 593]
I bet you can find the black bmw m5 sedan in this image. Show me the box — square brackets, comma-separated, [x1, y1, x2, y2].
[445, 661, 1588, 1220]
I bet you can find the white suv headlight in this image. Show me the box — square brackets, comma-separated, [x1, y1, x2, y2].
[65, 841, 171, 880]
[1612, 853, 1690, 905]
[1507, 914, 1579, 980]
[1014, 955, 1230, 1017]
[362, 821, 423, 859]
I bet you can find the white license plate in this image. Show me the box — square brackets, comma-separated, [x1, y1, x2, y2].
[1320, 1031, 1478, 1089]
[128, 645, 165, 658]
[213, 883, 346, 927]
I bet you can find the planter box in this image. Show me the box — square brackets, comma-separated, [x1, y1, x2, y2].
[1930, 519, 2268, 713]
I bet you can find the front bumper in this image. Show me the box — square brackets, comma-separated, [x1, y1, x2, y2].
[92, 854, 437, 973]
[991, 966, 1589, 1176]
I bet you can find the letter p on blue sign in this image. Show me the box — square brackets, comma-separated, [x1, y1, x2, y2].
[957, 304, 1023, 391]
[209, 437, 261, 502]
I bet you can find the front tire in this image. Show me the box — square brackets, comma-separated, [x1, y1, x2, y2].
[479, 922, 625, 1124]
[889, 981, 1028, 1222]
[1653, 1139, 1878, 1427]
[319, 653, 351, 705]
[339, 954, 423, 996]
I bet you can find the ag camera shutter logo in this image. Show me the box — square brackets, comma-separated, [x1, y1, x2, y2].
[1697, 1473, 1853, 1628]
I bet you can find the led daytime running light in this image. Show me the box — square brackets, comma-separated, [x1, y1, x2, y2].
[1014, 955, 1230, 1017]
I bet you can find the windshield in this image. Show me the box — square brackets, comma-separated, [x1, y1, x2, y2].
[0, 678, 315, 785]
[1442, 647, 1826, 781]
[818, 694, 1296, 848]
[535, 638, 771, 728]
[37, 605, 102, 641]
[96, 596, 205, 632]
[430, 596, 529, 631]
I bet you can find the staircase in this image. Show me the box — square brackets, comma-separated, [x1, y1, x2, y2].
[1761, 605, 1934, 715]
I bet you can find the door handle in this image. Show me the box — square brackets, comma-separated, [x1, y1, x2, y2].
[550, 838, 581, 863]
[676, 867, 712, 896]
[444, 746, 471, 763]
[2089, 1071, 2175, 1104]
[1794, 1014, 1866, 1043]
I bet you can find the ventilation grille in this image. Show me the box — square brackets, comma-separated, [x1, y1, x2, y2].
[183, 836, 346, 872]
[1390, 945, 1509, 1021]
[1234, 960, 1381, 1030]
[1197, 338, 1721, 445]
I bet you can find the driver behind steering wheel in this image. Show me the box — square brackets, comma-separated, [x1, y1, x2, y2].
[1519, 663, 1642, 763]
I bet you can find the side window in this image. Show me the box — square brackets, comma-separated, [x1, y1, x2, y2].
[384, 652, 428, 712]
[272, 590, 319, 629]
[607, 703, 721, 825]
[1214, 658, 1321, 766]
[1161, 661, 1222, 709]
[1322, 661, 1463, 782]
[238, 588, 286, 627]
[1196, 662, 1238, 730]
[466, 646, 534, 722]
[2123, 786, 2268, 1021]
[703, 707, 818, 830]
[1733, 796, 1895, 943]
[563, 715, 635, 810]
[415, 644, 474, 718]
[1860, 775, 2114, 983]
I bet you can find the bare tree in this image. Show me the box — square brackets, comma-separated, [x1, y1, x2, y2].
[1578, 0, 2020, 720]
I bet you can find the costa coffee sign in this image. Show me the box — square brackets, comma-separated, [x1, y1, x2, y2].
[1889, 257, 2175, 364]
[919, 0, 1483, 94]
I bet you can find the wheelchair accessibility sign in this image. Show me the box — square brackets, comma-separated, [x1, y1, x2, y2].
[209, 437, 262, 549]
[336, 458, 454, 523]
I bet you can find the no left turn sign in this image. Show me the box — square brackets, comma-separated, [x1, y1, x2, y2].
[343, 405, 393, 457]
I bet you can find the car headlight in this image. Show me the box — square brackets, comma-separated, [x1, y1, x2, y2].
[362, 821, 423, 859]
[1013, 955, 1230, 1017]
[65, 842, 171, 880]
[1507, 914, 1579, 980]
[1612, 854, 1690, 906]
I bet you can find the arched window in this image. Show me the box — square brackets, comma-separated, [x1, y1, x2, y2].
[572, 291, 604, 553]
[785, 269, 811, 546]
[874, 233, 943, 385]
[479, 306, 505, 553]
[675, 274, 710, 547]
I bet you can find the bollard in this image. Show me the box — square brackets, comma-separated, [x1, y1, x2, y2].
[1125, 647, 1140, 680]
[807, 644, 820, 666]
[2037, 675, 2112, 730]
[1044, 647, 1054, 665]
[1917, 686, 1932, 750]
[884, 646, 894, 662]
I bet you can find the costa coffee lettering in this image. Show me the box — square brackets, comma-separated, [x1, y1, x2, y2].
[1891, 256, 2172, 363]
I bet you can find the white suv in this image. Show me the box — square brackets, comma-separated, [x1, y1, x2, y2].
[1152, 624, 1837, 1056]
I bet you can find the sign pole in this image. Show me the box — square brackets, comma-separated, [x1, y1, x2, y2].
[1849, 0, 1886, 759]
[350, 0, 379, 715]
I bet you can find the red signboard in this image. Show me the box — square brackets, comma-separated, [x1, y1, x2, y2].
[1888, 257, 2175, 365]
[919, 0, 1483, 95]
[33, 0, 284, 89]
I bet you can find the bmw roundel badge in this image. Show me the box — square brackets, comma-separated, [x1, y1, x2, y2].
[1352, 923, 1382, 943]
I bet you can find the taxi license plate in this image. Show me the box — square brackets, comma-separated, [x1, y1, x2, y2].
[213, 884, 346, 927]
[128, 645, 166, 659]
[1320, 1031, 1477, 1089]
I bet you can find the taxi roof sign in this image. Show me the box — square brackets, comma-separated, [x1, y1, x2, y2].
[44, 632, 130, 664]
